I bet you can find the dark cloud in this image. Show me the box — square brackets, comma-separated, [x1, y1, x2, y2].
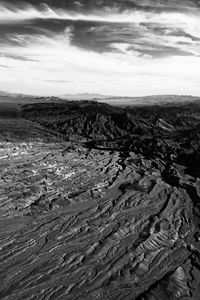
[1, 0, 200, 11]
[135, 45, 193, 58]
[69, 23, 141, 52]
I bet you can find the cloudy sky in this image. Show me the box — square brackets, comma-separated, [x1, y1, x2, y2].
[0, 0, 200, 96]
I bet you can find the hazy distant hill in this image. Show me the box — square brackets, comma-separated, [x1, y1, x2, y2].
[1, 91, 200, 106]
[0, 91, 32, 98]
[60, 93, 114, 100]
[98, 94, 200, 106]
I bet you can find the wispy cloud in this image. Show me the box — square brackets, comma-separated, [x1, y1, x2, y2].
[1, 27, 200, 96]
[0, 3, 199, 25]
[0, 1, 200, 96]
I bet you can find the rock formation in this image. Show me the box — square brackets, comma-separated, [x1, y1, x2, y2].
[0, 99, 200, 299]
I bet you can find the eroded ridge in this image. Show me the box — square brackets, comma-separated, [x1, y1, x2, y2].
[0, 140, 198, 300]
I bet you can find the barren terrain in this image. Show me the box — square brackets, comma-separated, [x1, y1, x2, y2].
[0, 98, 200, 299]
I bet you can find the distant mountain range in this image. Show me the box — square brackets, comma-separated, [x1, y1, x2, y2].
[0, 91, 33, 98]
[98, 95, 200, 106]
[60, 93, 200, 105]
[0, 91, 21, 97]
[0, 91, 112, 100]
[59, 93, 114, 100]
[0, 91, 200, 106]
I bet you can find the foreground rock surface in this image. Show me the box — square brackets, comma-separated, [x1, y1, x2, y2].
[0, 101, 200, 299]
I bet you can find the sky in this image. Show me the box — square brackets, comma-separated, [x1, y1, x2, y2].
[0, 0, 200, 96]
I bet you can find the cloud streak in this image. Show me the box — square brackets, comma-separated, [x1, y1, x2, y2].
[0, 1, 200, 96]
[0, 3, 199, 25]
[1, 27, 200, 96]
